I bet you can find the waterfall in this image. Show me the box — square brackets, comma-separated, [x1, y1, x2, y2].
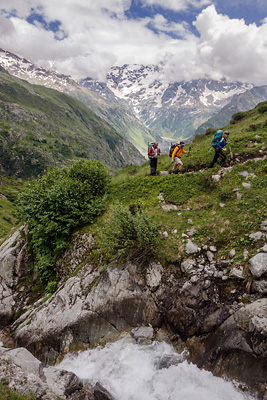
[58, 334, 255, 400]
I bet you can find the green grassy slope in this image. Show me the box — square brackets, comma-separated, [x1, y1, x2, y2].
[0, 69, 144, 178]
[84, 101, 267, 267]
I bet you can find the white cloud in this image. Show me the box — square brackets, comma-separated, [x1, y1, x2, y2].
[138, 0, 211, 12]
[0, 1, 267, 85]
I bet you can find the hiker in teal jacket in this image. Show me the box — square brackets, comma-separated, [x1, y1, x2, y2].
[207, 131, 230, 168]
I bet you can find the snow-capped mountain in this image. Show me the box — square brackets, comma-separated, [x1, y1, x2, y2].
[80, 64, 254, 142]
[0, 47, 261, 148]
[0, 48, 156, 156]
[0, 48, 77, 92]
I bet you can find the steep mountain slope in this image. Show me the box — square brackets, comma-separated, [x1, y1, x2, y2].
[0, 48, 156, 155]
[81, 65, 255, 143]
[196, 85, 267, 134]
[0, 68, 144, 178]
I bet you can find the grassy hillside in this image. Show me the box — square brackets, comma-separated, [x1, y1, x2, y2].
[196, 85, 267, 135]
[0, 69, 144, 178]
[1, 100, 267, 279]
[83, 101, 267, 268]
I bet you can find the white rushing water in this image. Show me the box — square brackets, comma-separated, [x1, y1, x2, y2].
[58, 335, 254, 400]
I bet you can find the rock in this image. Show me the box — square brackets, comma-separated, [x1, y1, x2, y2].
[243, 249, 249, 260]
[249, 232, 263, 241]
[158, 171, 169, 176]
[219, 203, 225, 208]
[210, 246, 217, 252]
[206, 251, 214, 262]
[162, 231, 168, 237]
[161, 203, 178, 211]
[249, 253, 267, 278]
[260, 220, 267, 231]
[212, 175, 220, 182]
[236, 192, 242, 200]
[0, 226, 28, 328]
[185, 239, 198, 254]
[239, 171, 249, 177]
[93, 382, 115, 400]
[190, 299, 267, 399]
[180, 259, 196, 274]
[242, 182, 251, 189]
[130, 325, 154, 342]
[0, 347, 90, 400]
[251, 280, 267, 295]
[262, 244, 267, 252]
[229, 266, 245, 280]
[11, 262, 162, 364]
[229, 249, 236, 258]
[146, 261, 164, 292]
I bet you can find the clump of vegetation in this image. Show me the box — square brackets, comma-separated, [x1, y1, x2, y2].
[0, 383, 35, 400]
[230, 111, 247, 124]
[98, 202, 160, 263]
[258, 101, 267, 114]
[16, 160, 110, 285]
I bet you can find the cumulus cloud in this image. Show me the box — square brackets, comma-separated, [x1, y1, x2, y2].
[0, 1, 267, 85]
[139, 0, 211, 12]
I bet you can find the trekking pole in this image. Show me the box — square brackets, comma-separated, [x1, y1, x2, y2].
[228, 140, 233, 160]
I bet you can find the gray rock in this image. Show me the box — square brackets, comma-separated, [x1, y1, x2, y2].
[242, 182, 251, 189]
[158, 171, 169, 176]
[206, 251, 214, 262]
[260, 220, 267, 231]
[181, 259, 196, 274]
[243, 249, 249, 260]
[146, 262, 164, 292]
[249, 232, 263, 241]
[251, 280, 267, 295]
[249, 253, 267, 278]
[239, 171, 249, 177]
[229, 249, 236, 258]
[131, 325, 154, 342]
[262, 244, 267, 252]
[185, 239, 198, 254]
[212, 175, 220, 182]
[236, 192, 242, 200]
[229, 267, 245, 280]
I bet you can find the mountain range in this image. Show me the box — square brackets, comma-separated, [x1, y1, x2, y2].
[1, 48, 267, 155]
[0, 66, 144, 178]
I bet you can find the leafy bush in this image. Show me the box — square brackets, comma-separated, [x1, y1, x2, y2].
[17, 160, 110, 285]
[258, 102, 267, 114]
[230, 112, 246, 124]
[100, 203, 160, 262]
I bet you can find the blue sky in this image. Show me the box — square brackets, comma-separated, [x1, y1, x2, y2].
[1, 0, 267, 84]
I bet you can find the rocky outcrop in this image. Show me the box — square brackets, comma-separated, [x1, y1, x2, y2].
[0, 228, 267, 398]
[0, 345, 115, 399]
[0, 226, 29, 328]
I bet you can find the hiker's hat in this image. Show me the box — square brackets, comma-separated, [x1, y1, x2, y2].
[224, 131, 229, 135]
[180, 141, 185, 145]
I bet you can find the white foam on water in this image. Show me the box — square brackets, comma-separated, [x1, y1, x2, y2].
[58, 335, 255, 400]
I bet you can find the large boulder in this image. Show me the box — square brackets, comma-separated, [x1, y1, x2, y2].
[11, 262, 162, 364]
[190, 298, 267, 399]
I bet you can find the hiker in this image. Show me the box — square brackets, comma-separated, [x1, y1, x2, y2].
[148, 142, 160, 175]
[171, 141, 190, 173]
[207, 130, 230, 169]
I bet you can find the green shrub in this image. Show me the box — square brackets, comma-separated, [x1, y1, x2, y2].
[17, 160, 110, 285]
[230, 112, 246, 124]
[101, 203, 160, 262]
[258, 102, 267, 114]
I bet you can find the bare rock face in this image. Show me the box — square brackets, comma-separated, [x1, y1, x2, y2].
[0, 227, 267, 398]
[190, 298, 267, 399]
[0, 346, 92, 400]
[0, 226, 28, 327]
[11, 262, 162, 364]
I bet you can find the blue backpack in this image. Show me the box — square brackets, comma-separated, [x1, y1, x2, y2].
[212, 130, 223, 148]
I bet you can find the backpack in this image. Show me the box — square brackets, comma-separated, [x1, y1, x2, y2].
[169, 142, 181, 157]
[212, 130, 223, 148]
[148, 142, 155, 159]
